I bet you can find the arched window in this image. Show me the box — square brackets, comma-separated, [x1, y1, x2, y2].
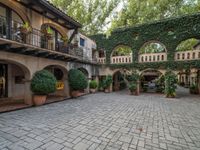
[176, 38, 199, 51]
[112, 45, 132, 57]
[139, 42, 166, 54]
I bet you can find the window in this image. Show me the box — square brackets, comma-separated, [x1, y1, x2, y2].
[80, 37, 85, 47]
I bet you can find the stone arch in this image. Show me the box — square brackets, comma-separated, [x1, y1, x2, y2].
[0, 0, 31, 26]
[110, 44, 132, 57]
[41, 23, 67, 37]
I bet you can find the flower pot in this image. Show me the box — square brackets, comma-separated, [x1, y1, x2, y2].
[33, 95, 47, 106]
[90, 89, 96, 93]
[20, 27, 31, 35]
[45, 33, 53, 40]
[104, 88, 110, 93]
[71, 90, 80, 98]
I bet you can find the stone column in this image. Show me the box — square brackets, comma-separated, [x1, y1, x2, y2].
[24, 80, 33, 105]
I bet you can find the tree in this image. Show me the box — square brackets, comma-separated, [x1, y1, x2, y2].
[50, 0, 120, 35]
[109, 0, 200, 32]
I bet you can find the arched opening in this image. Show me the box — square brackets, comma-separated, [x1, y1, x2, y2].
[111, 45, 132, 64]
[0, 60, 31, 111]
[175, 38, 200, 93]
[44, 65, 69, 102]
[112, 71, 126, 91]
[140, 69, 163, 93]
[98, 49, 106, 64]
[139, 41, 167, 62]
[41, 24, 63, 52]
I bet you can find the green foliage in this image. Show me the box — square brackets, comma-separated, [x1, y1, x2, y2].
[46, 26, 53, 34]
[68, 69, 88, 91]
[176, 38, 199, 51]
[102, 75, 113, 89]
[128, 82, 137, 92]
[112, 46, 132, 56]
[126, 72, 140, 82]
[22, 22, 31, 32]
[50, 0, 120, 35]
[140, 42, 166, 54]
[164, 70, 178, 97]
[31, 70, 57, 95]
[89, 80, 98, 89]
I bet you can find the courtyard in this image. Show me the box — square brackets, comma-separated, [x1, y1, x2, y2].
[0, 88, 200, 150]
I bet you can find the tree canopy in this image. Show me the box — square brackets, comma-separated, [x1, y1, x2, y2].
[50, 0, 120, 35]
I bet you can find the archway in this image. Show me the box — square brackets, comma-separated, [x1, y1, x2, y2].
[139, 41, 167, 62]
[0, 59, 32, 107]
[112, 71, 127, 91]
[140, 69, 163, 93]
[175, 38, 200, 89]
[44, 65, 69, 102]
[111, 45, 132, 64]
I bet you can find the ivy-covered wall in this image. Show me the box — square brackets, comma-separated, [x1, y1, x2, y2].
[91, 13, 200, 70]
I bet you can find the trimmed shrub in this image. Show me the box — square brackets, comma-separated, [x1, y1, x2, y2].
[31, 70, 57, 95]
[190, 84, 199, 94]
[68, 69, 88, 91]
[102, 75, 112, 89]
[89, 80, 98, 89]
[128, 82, 137, 92]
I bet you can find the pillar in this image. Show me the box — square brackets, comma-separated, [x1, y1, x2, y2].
[24, 80, 33, 105]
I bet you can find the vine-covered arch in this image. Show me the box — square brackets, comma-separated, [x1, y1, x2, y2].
[91, 12, 200, 69]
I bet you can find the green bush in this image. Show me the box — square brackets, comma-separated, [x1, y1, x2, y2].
[128, 82, 137, 92]
[102, 75, 113, 89]
[156, 75, 165, 93]
[164, 70, 178, 97]
[68, 69, 88, 91]
[89, 80, 98, 89]
[31, 70, 57, 95]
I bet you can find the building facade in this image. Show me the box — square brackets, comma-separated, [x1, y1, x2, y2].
[0, 0, 99, 106]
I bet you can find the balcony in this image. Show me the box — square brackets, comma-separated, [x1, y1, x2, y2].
[0, 16, 97, 64]
[111, 55, 132, 64]
[139, 52, 167, 62]
[175, 50, 200, 61]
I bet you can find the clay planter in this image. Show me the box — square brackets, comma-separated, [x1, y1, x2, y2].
[71, 90, 80, 98]
[104, 89, 110, 93]
[90, 89, 96, 93]
[20, 27, 31, 35]
[33, 95, 47, 106]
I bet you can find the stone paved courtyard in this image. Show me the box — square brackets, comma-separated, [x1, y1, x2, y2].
[0, 88, 200, 150]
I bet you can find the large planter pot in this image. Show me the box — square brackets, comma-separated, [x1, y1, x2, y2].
[90, 89, 96, 93]
[104, 88, 110, 93]
[129, 90, 139, 96]
[33, 95, 47, 106]
[71, 90, 80, 98]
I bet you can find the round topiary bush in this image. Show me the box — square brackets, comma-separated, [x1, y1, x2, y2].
[102, 75, 112, 89]
[31, 70, 57, 95]
[89, 80, 98, 89]
[68, 69, 88, 91]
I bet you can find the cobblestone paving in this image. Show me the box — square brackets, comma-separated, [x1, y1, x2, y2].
[0, 88, 200, 150]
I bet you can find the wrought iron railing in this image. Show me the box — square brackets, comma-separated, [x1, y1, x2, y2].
[0, 15, 97, 63]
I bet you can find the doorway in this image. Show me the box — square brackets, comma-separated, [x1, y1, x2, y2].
[0, 64, 7, 98]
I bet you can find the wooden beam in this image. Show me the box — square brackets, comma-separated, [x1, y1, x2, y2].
[68, 28, 78, 44]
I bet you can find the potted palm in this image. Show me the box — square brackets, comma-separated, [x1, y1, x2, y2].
[89, 80, 98, 93]
[103, 75, 113, 93]
[164, 70, 177, 98]
[31, 70, 57, 106]
[20, 22, 32, 34]
[68, 69, 88, 97]
[129, 82, 138, 95]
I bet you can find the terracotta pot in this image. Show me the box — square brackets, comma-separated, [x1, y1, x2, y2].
[71, 90, 80, 98]
[33, 95, 47, 106]
[104, 89, 110, 93]
[90, 89, 96, 93]
[20, 27, 31, 34]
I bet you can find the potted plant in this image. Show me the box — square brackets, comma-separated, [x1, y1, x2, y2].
[89, 80, 98, 93]
[43, 26, 53, 40]
[128, 82, 138, 95]
[31, 70, 56, 106]
[190, 84, 199, 94]
[164, 70, 177, 98]
[20, 22, 32, 34]
[68, 69, 88, 97]
[61, 36, 68, 46]
[103, 75, 112, 93]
